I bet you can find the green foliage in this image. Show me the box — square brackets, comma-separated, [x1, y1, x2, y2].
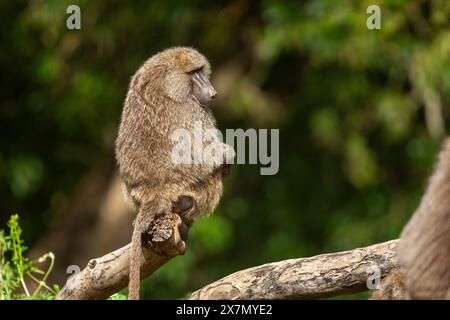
[0, 215, 58, 300]
[108, 293, 127, 300]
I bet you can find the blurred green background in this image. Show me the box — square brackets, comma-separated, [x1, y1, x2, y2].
[0, 0, 449, 299]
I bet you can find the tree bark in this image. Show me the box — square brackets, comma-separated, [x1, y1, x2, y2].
[189, 240, 399, 300]
[56, 213, 188, 300]
[57, 232, 398, 300]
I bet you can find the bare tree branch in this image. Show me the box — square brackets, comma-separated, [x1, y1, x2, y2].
[56, 214, 188, 300]
[56, 220, 398, 300]
[189, 240, 399, 300]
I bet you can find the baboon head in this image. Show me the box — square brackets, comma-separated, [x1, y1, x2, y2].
[136, 47, 216, 106]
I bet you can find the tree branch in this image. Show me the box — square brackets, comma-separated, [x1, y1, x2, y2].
[57, 223, 398, 300]
[189, 240, 399, 300]
[56, 214, 189, 300]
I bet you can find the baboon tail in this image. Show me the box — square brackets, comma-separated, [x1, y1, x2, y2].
[128, 225, 142, 300]
[128, 198, 172, 300]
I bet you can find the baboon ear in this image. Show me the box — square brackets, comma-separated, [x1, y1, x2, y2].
[163, 72, 191, 103]
[133, 64, 167, 102]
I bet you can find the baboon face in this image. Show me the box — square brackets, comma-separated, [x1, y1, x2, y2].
[152, 47, 216, 105]
[189, 66, 217, 106]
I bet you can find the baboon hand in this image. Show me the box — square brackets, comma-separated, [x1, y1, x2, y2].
[222, 164, 232, 178]
[172, 195, 194, 214]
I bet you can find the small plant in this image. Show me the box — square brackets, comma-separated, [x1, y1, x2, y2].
[0, 214, 59, 300]
[108, 293, 127, 300]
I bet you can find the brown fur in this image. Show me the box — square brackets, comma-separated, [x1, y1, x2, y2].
[373, 139, 450, 300]
[371, 269, 410, 300]
[396, 138, 450, 299]
[115, 47, 233, 300]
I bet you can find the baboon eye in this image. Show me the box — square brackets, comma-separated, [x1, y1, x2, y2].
[187, 66, 203, 75]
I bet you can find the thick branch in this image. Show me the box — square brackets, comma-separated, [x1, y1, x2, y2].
[57, 227, 398, 300]
[189, 240, 399, 300]
[56, 214, 188, 300]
